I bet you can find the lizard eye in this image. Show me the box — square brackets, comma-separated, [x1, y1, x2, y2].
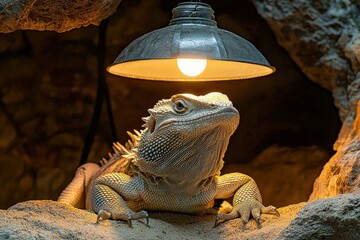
[173, 99, 187, 114]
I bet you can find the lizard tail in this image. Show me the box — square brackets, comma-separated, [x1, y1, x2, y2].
[58, 163, 100, 209]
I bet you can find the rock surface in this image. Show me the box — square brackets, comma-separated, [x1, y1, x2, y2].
[0, 200, 302, 240]
[1, 194, 358, 239]
[252, 0, 360, 145]
[310, 101, 360, 200]
[278, 192, 360, 240]
[0, 0, 122, 33]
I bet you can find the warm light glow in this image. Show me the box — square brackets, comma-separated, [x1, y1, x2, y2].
[177, 58, 207, 77]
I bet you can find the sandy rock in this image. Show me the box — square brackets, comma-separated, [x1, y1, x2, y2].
[0, 200, 303, 240]
[278, 192, 360, 240]
[0, 0, 123, 33]
[1, 195, 358, 240]
[252, 0, 359, 90]
[310, 101, 360, 200]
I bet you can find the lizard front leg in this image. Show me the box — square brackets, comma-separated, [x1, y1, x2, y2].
[214, 173, 279, 228]
[93, 173, 148, 227]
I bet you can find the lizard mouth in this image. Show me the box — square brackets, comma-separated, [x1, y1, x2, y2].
[156, 106, 239, 131]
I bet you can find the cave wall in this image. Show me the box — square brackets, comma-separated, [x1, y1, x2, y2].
[0, 29, 100, 207]
[0, 0, 345, 208]
[252, 0, 360, 199]
[251, 0, 360, 149]
[0, 0, 122, 33]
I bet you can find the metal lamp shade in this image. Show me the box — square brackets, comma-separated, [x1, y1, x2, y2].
[107, 2, 275, 81]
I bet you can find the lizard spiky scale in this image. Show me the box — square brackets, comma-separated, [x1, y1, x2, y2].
[58, 92, 279, 228]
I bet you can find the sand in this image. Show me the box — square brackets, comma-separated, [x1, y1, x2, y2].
[0, 200, 304, 239]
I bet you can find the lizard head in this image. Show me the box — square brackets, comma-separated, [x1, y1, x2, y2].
[133, 92, 240, 191]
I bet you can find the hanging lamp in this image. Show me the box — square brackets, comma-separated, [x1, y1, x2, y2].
[107, 1, 275, 81]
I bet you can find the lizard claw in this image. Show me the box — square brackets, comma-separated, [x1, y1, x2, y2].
[254, 216, 262, 229]
[261, 205, 280, 217]
[127, 213, 133, 228]
[251, 207, 262, 229]
[214, 211, 239, 228]
[96, 210, 112, 224]
[241, 219, 248, 230]
[214, 214, 225, 228]
[96, 209, 149, 228]
[127, 210, 149, 228]
[145, 214, 150, 227]
[213, 200, 279, 229]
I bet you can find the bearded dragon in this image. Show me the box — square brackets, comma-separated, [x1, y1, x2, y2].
[58, 92, 279, 228]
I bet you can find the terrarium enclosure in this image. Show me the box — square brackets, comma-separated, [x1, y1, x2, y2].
[0, 0, 359, 239]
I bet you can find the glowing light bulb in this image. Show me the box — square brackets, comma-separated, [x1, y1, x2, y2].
[177, 58, 207, 77]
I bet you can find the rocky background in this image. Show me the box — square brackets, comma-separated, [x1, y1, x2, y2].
[0, 0, 359, 238]
[0, 0, 359, 230]
[252, 0, 360, 200]
[0, 0, 342, 209]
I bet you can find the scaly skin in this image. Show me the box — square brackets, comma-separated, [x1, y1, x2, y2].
[58, 92, 279, 228]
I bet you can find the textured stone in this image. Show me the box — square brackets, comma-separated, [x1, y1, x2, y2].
[0, 200, 304, 240]
[0, 151, 30, 207]
[106, 0, 168, 49]
[0, 0, 123, 33]
[0, 154, 25, 182]
[310, 101, 360, 200]
[278, 192, 360, 240]
[35, 168, 66, 200]
[252, 0, 360, 140]
[227, 145, 329, 207]
[0, 111, 17, 151]
[1, 196, 358, 239]
[252, 0, 360, 208]
[0, 28, 101, 208]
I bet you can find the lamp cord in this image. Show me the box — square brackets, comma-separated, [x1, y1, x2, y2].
[78, 18, 117, 167]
